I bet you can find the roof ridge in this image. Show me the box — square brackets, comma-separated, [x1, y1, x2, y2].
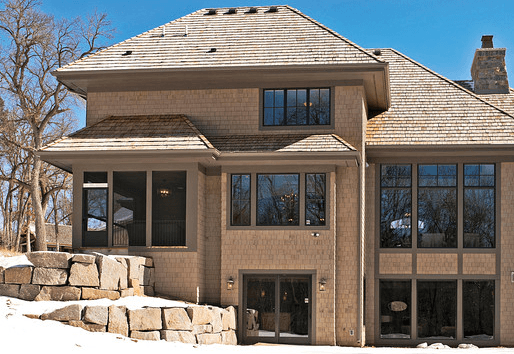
[286, 5, 384, 64]
[329, 133, 357, 151]
[386, 48, 514, 121]
[55, 8, 206, 73]
[179, 115, 216, 150]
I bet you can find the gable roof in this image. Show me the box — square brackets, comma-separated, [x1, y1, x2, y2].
[55, 5, 382, 73]
[41, 115, 215, 152]
[366, 49, 514, 147]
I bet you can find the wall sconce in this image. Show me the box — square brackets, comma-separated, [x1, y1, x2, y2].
[227, 276, 235, 290]
[319, 278, 327, 292]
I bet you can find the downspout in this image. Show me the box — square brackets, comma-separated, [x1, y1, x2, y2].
[357, 100, 367, 347]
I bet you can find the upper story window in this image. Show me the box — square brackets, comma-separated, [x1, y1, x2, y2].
[263, 88, 330, 126]
[380, 163, 496, 249]
[230, 172, 327, 227]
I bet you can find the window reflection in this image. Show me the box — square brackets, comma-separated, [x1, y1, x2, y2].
[464, 164, 495, 248]
[463, 281, 494, 340]
[418, 165, 457, 248]
[257, 174, 299, 226]
[305, 173, 326, 226]
[380, 281, 411, 339]
[380, 165, 412, 248]
[113, 172, 146, 246]
[417, 281, 457, 339]
[232, 174, 251, 226]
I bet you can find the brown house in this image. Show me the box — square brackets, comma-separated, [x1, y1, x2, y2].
[39, 6, 514, 346]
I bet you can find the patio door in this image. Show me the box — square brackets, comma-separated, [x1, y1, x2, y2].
[244, 274, 311, 344]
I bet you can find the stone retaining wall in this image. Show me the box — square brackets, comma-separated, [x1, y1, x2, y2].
[27, 303, 237, 345]
[0, 251, 155, 301]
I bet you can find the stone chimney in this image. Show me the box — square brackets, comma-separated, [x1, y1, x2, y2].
[471, 35, 509, 94]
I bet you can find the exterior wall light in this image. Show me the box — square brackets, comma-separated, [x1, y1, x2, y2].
[227, 276, 235, 290]
[319, 278, 327, 292]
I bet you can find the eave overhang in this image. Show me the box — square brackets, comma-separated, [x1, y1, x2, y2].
[38, 149, 360, 172]
[53, 63, 390, 111]
[366, 144, 514, 163]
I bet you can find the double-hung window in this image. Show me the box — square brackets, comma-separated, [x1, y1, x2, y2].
[263, 88, 330, 126]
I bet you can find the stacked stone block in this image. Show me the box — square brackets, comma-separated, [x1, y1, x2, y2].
[0, 251, 154, 301]
[31, 304, 237, 345]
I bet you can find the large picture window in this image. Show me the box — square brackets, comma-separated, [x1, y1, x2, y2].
[380, 163, 496, 249]
[257, 174, 299, 226]
[263, 88, 330, 126]
[231, 172, 327, 227]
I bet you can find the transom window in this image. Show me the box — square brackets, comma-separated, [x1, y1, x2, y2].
[230, 172, 327, 227]
[380, 163, 496, 248]
[263, 88, 330, 126]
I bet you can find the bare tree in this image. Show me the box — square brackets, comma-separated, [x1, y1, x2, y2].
[0, 0, 113, 250]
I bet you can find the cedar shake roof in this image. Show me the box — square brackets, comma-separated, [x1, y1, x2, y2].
[208, 134, 356, 153]
[55, 5, 382, 73]
[366, 49, 514, 146]
[42, 115, 356, 155]
[41, 115, 215, 152]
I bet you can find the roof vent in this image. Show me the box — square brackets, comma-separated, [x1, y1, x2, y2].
[267, 6, 278, 13]
[206, 9, 217, 15]
[122, 50, 132, 56]
[226, 8, 237, 14]
[247, 7, 258, 13]
[373, 49, 381, 56]
[207, 48, 217, 53]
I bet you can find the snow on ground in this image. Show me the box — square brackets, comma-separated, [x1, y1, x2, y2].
[2, 296, 514, 354]
[2, 253, 514, 353]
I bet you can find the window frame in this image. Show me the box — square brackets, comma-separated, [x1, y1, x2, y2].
[79, 165, 197, 251]
[260, 87, 334, 130]
[226, 168, 331, 230]
[379, 163, 497, 249]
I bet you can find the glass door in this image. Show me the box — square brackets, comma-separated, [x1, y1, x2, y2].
[244, 274, 311, 344]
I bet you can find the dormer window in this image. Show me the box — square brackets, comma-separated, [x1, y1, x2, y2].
[263, 88, 330, 126]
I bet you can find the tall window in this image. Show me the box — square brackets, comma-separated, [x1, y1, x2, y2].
[152, 171, 186, 246]
[113, 172, 146, 247]
[263, 88, 330, 126]
[417, 281, 457, 339]
[380, 163, 495, 249]
[418, 164, 457, 248]
[305, 173, 326, 226]
[380, 165, 412, 248]
[463, 280, 495, 340]
[231, 174, 251, 226]
[464, 164, 495, 247]
[380, 281, 411, 339]
[82, 172, 108, 247]
[257, 174, 299, 226]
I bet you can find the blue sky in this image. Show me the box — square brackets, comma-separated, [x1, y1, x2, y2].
[39, 0, 514, 126]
